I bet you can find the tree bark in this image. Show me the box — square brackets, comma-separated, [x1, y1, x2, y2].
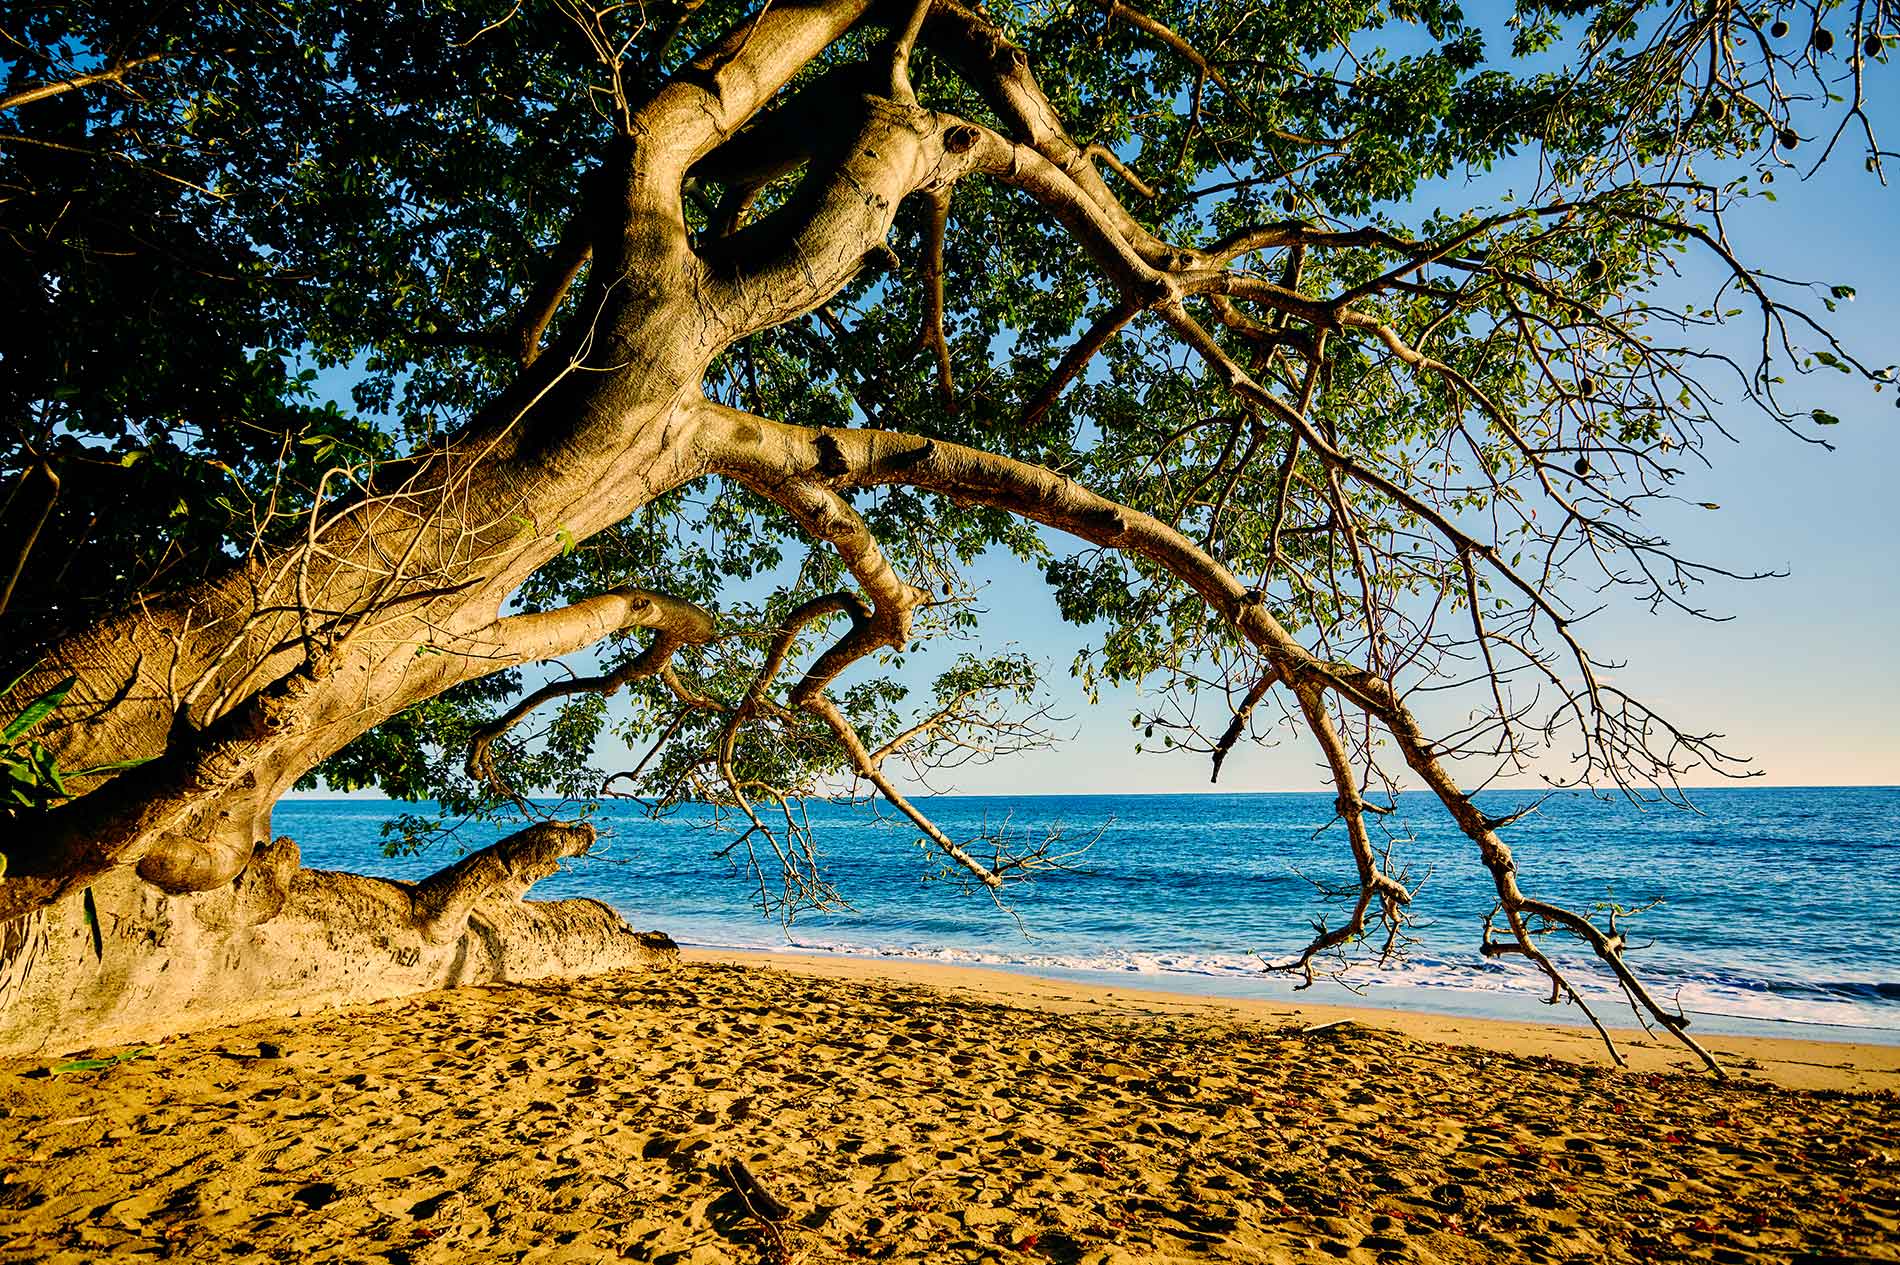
[0, 823, 675, 1058]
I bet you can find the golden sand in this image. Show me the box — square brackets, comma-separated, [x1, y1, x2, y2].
[1, 953, 1895, 1264]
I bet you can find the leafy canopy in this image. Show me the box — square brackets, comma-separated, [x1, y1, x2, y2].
[3, 0, 1891, 850]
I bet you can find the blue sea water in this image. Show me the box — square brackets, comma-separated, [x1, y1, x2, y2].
[278, 787, 1900, 1044]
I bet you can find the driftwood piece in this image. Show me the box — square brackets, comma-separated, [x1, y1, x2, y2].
[719, 1158, 798, 1263]
[720, 1158, 796, 1223]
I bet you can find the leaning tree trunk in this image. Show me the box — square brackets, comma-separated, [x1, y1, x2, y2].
[0, 213, 716, 1042]
[0, 0, 888, 925]
[2, 280, 713, 917]
[0, 0, 885, 1044]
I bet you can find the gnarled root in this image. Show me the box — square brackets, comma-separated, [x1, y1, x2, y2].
[0, 822, 673, 1057]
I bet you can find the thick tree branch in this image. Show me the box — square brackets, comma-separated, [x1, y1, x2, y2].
[639, 0, 879, 181]
[6, 587, 706, 915]
[920, 0, 1179, 267]
[409, 820, 597, 942]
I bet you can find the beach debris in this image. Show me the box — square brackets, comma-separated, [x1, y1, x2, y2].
[1299, 1020, 1355, 1036]
[43, 1047, 153, 1076]
[718, 1158, 797, 1263]
[719, 1158, 793, 1222]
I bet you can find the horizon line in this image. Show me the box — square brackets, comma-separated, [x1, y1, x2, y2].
[283, 783, 1900, 801]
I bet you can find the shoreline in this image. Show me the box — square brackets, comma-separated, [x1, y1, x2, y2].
[672, 930, 1900, 1040]
[276, 789, 1900, 1054]
[282, 784, 1900, 799]
[683, 947, 1900, 1093]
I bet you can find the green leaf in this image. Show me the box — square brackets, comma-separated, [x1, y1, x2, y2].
[67, 752, 150, 774]
[48, 1048, 153, 1076]
[1812, 408, 1842, 425]
[83, 887, 103, 962]
[1, 659, 44, 699]
[3, 677, 77, 743]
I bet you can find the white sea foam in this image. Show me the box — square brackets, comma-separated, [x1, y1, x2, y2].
[680, 932, 1900, 1034]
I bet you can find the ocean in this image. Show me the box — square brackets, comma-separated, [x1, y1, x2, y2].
[278, 786, 1900, 1044]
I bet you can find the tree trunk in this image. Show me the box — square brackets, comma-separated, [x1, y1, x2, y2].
[0, 822, 676, 1058]
[2, 239, 721, 919]
[0, 11, 856, 1036]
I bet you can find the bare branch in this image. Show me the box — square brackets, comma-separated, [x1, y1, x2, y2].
[0, 52, 168, 114]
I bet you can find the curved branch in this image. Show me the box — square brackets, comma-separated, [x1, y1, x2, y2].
[1023, 302, 1138, 428]
[638, 0, 879, 181]
[703, 97, 963, 337]
[920, 0, 1178, 267]
[7, 587, 705, 915]
[511, 212, 595, 368]
[465, 589, 716, 791]
[1091, 0, 1228, 91]
[908, 186, 956, 403]
[1266, 681, 1413, 985]
[808, 693, 1004, 889]
[409, 820, 597, 943]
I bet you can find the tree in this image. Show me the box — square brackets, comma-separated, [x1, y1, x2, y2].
[1, 0, 1891, 1070]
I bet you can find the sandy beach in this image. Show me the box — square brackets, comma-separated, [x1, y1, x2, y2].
[2, 953, 1895, 1264]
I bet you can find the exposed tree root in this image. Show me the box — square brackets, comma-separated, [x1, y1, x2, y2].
[0, 823, 675, 1058]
